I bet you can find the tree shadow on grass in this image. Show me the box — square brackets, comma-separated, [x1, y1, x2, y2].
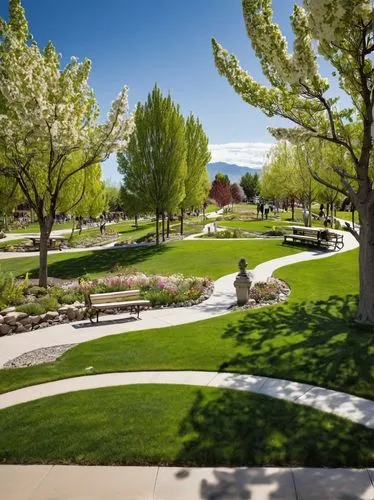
[175, 388, 374, 470]
[44, 244, 169, 279]
[220, 295, 374, 399]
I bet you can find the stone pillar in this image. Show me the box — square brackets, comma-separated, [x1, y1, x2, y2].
[234, 258, 253, 306]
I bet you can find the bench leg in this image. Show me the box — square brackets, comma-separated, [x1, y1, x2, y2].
[137, 305, 140, 319]
[96, 310, 99, 323]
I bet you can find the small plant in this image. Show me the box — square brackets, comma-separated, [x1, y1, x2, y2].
[27, 285, 48, 297]
[0, 271, 29, 309]
[37, 296, 59, 312]
[16, 303, 45, 315]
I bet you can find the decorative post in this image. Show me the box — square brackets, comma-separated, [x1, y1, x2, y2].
[234, 258, 253, 306]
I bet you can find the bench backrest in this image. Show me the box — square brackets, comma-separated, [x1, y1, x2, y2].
[90, 289, 141, 305]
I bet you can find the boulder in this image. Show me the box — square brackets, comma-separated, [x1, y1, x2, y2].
[0, 316, 3, 324]
[45, 311, 59, 321]
[1, 306, 16, 315]
[38, 322, 49, 329]
[58, 306, 69, 314]
[29, 315, 41, 326]
[0, 323, 12, 336]
[15, 323, 27, 334]
[4, 312, 28, 325]
[66, 308, 76, 321]
[20, 316, 32, 326]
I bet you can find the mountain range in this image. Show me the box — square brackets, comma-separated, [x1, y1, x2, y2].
[207, 162, 261, 184]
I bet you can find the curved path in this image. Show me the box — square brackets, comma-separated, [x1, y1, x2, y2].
[0, 229, 358, 367]
[0, 370, 373, 430]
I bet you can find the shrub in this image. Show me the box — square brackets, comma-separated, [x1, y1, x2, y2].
[0, 272, 29, 309]
[60, 292, 82, 305]
[27, 285, 48, 297]
[16, 303, 45, 315]
[37, 296, 59, 312]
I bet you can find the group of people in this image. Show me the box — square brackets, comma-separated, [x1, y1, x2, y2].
[256, 201, 274, 220]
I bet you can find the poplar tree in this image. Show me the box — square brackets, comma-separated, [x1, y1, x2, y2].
[118, 85, 186, 244]
[212, 0, 374, 323]
[179, 114, 211, 235]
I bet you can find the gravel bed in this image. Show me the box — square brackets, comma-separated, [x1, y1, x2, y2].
[4, 344, 76, 369]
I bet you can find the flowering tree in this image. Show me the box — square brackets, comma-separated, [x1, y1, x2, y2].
[212, 0, 374, 324]
[0, 1, 134, 286]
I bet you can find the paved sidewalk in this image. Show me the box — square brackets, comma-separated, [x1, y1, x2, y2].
[0, 231, 359, 367]
[1, 370, 373, 428]
[1, 465, 374, 499]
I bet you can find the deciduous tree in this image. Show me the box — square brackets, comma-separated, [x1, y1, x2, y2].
[0, 0, 133, 286]
[212, 0, 374, 323]
[118, 85, 186, 244]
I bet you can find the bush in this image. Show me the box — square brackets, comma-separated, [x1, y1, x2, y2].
[60, 292, 82, 305]
[0, 272, 29, 309]
[16, 303, 45, 315]
[27, 285, 48, 297]
[37, 296, 59, 312]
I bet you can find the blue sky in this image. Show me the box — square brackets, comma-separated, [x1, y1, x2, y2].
[0, 0, 343, 181]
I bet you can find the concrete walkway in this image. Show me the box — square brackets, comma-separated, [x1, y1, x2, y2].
[0, 230, 358, 367]
[1, 371, 373, 429]
[2, 465, 374, 500]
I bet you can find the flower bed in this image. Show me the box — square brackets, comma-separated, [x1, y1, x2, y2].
[0, 271, 213, 336]
[79, 272, 213, 307]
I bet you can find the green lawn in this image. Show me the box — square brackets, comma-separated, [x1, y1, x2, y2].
[9, 221, 73, 233]
[0, 385, 373, 467]
[1, 249, 373, 400]
[336, 211, 359, 224]
[0, 239, 302, 280]
[219, 219, 291, 232]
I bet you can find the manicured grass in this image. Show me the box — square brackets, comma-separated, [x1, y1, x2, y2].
[219, 219, 291, 232]
[0, 384, 373, 467]
[1, 249, 373, 400]
[0, 238, 27, 249]
[336, 211, 359, 224]
[205, 203, 218, 213]
[9, 221, 74, 233]
[0, 239, 302, 280]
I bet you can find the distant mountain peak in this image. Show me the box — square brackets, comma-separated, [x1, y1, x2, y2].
[207, 162, 261, 183]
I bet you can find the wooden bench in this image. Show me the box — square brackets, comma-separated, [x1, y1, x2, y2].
[283, 226, 344, 251]
[87, 290, 151, 323]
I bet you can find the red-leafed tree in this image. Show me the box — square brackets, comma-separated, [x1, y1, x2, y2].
[210, 173, 231, 208]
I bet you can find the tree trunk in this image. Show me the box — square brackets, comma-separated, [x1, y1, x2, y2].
[38, 215, 54, 288]
[4, 214, 8, 232]
[356, 216, 374, 323]
[162, 213, 165, 242]
[134, 214, 138, 228]
[291, 198, 295, 221]
[180, 208, 184, 235]
[167, 215, 170, 238]
[155, 209, 159, 245]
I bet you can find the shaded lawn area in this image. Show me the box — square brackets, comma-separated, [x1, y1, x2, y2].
[1, 249, 373, 400]
[0, 385, 373, 467]
[0, 239, 302, 280]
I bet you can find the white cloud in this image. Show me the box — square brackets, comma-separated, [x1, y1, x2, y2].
[209, 142, 274, 167]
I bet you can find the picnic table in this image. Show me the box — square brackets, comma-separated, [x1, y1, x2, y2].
[27, 236, 68, 250]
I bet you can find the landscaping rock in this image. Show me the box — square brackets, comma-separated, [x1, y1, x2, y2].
[58, 306, 69, 314]
[4, 312, 27, 325]
[0, 323, 12, 336]
[0, 316, 3, 324]
[20, 316, 32, 326]
[1, 306, 15, 315]
[66, 308, 76, 321]
[45, 311, 59, 321]
[15, 323, 27, 333]
[4, 344, 76, 368]
[29, 315, 41, 326]
[38, 322, 49, 329]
